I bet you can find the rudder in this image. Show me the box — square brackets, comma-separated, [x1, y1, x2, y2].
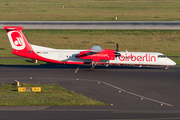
[4, 26, 33, 54]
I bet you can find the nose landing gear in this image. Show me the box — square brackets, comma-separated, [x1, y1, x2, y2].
[164, 65, 169, 70]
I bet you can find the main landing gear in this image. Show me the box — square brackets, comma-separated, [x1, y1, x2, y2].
[90, 61, 97, 71]
[90, 66, 95, 71]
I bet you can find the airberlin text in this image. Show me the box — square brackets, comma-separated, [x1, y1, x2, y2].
[119, 54, 156, 62]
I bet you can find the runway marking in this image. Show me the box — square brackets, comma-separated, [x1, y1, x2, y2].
[81, 79, 173, 107]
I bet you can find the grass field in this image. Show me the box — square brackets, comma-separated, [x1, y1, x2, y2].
[1, 0, 180, 21]
[0, 29, 180, 57]
[0, 83, 107, 106]
[0, 59, 47, 65]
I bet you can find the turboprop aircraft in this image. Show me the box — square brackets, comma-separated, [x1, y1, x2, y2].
[4, 26, 176, 70]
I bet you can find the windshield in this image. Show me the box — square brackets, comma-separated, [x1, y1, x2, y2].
[158, 55, 166, 58]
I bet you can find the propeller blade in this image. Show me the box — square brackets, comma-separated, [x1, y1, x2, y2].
[116, 43, 119, 51]
[115, 43, 121, 57]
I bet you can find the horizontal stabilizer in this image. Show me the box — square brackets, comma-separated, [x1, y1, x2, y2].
[4, 26, 24, 31]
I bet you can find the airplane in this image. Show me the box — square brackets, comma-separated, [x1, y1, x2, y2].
[4, 26, 176, 70]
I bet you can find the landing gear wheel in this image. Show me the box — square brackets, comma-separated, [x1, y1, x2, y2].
[164, 65, 169, 70]
[164, 67, 168, 70]
[90, 66, 95, 71]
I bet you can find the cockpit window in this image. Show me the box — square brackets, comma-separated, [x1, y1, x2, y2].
[158, 55, 166, 58]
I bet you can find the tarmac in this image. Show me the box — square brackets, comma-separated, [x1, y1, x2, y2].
[1, 21, 180, 29]
[0, 65, 180, 120]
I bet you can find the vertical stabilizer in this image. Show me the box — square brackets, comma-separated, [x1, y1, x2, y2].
[4, 26, 33, 54]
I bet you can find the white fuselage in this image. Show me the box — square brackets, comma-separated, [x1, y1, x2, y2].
[31, 45, 176, 66]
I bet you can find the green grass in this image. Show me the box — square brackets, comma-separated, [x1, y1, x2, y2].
[1, 0, 180, 21]
[1, 29, 179, 64]
[0, 29, 180, 57]
[0, 59, 47, 65]
[0, 58, 47, 65]
[0, 83, 107, 106]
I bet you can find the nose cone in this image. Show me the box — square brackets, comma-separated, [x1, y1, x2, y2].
[172, 61, 176, 66]
[168, 59, 176, 66]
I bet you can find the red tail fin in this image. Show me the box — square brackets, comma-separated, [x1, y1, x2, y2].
[4, 26, 34, 56]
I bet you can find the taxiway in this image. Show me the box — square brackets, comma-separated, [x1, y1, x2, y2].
[0, 65, 180, 120]
[1, 21, 180, 29]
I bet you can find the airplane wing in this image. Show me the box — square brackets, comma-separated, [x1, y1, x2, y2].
[75, 46, 103, 58]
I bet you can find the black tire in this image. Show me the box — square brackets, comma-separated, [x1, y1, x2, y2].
[164, 67, 168, 70]
[90, 66, 94, 71]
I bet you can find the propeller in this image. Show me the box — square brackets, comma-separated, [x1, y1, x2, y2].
[116, 43, 119, 51]
[115, 43, 121, 57]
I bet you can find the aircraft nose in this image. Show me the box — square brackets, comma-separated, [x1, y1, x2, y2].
[168, 59, 176, 66]
[172, 61, 176, 65]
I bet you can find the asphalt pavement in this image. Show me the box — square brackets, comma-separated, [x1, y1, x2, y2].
[1, 21, 180, 29]
[0, 65, 180, 120]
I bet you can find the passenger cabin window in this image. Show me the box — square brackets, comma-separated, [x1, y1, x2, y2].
[158, 55, 166, 58]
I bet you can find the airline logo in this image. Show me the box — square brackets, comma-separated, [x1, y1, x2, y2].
[119, 54, 156, 62]
[7, 31, 25, 50]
